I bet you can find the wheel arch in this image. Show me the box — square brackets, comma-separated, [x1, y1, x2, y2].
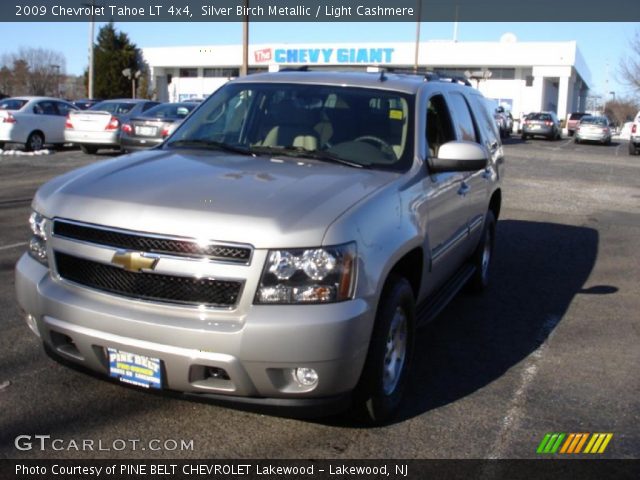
[385, 247, 423, 300]
[489, 188, 502, 221]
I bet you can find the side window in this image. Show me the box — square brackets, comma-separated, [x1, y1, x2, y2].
[448, 93, 479, 143]
[469, 95, 500, 144]
[425, 94, 455, 157]
[34, 101, 57, 116]
[56, 102, 75, 117]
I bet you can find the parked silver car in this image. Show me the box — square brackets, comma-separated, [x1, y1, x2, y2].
[574, 116, 612, 145]
[64, 99, 159, 154]
[16, 71, 503, 423]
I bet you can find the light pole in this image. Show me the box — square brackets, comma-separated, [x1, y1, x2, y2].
[241, 0, 249, 76]
[82, 0, 98, 98]
[122, 68, 141, 98]
[413, 0, 422, 72]
[51, 64, 60, 97]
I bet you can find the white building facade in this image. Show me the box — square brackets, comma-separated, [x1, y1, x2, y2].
[142, 39, 591, 122]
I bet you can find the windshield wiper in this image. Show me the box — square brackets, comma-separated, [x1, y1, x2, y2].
[248, 145, 369, 169]
[166, 139, 254, 156]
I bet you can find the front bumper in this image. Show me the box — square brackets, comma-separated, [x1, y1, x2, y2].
[15, 253, 372, 411]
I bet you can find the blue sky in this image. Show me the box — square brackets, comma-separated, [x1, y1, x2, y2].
[0, 21, 637, 99]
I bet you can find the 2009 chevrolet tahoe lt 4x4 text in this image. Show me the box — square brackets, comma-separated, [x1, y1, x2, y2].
[16, 70, 503, 423]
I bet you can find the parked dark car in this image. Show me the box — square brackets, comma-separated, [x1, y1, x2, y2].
[120, 102, 198, 152]
[567, 112, 588, 136]
[522, 112, 561, 140]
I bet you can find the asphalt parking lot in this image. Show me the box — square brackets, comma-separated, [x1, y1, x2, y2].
[0, 138, 638, 459]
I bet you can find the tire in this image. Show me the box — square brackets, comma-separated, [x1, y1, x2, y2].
[521, 134, 528, 140]
[80, 144, 98, 154]
[25, 131, 44, 152]
[0, 142, 5, 150]
[575, 137, 580, 144]
[468, 210, 496, 292]
[354, 275, 415, 424]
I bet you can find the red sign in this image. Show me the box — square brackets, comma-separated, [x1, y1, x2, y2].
[254, 48, 273, 63]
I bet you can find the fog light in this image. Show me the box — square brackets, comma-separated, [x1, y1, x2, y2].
[25, 314, 40, 337]
[294, 367, 318, 387]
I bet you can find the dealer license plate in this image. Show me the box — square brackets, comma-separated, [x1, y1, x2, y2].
[107, 348, 162, 389]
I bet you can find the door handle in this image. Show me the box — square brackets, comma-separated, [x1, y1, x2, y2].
[457, 182, 470, 196]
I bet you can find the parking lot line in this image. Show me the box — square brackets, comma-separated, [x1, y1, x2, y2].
[487, 314, 561, 459]
[0, 241, 27, 251]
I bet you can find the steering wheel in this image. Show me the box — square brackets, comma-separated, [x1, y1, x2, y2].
[353, 135, 396, 158]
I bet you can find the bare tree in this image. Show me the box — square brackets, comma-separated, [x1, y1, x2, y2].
[17, 47, 66, 96]
[604, 98, 639, 127]
[0, 47, 66, 96]
[619, 30, 640, 93]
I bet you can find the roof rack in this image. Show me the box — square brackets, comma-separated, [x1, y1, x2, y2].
[373, 67, 472, 87]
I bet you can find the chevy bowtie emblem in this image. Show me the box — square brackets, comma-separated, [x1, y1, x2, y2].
[111, 251, 158, 272]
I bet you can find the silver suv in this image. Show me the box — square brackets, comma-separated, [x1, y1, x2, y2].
[15, 71, 503, 423]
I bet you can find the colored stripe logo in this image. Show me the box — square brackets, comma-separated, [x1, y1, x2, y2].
[537, 433, 613, 454]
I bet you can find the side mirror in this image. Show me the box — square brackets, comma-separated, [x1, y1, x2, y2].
[428, 141, 488, 173]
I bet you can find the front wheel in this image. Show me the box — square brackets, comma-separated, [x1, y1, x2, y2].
[354, 276, 415, 424]
[468, 210, 496, 292]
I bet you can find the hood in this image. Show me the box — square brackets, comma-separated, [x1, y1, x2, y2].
[35, 149, 398, 248]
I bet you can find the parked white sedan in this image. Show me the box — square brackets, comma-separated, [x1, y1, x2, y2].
[0, 96, 78, 151]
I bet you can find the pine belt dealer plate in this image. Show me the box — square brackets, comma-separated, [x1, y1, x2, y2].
[107, 348, 162, 389]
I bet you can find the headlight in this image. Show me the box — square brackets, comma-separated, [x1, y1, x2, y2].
[28, 210, 49, 266]
[255, 243, 356, 304]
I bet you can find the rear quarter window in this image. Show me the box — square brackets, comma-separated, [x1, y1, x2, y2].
[0, 99, 28, 110]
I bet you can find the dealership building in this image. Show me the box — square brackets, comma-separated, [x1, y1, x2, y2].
[141, 38, 591, 122]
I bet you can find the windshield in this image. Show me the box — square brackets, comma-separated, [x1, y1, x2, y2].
[143, 102, 196, 119]
[0, 99, 28, 110]
[166, 82, 414, 171]
[90, 101, 136, 114]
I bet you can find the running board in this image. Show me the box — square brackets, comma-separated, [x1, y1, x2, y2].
[416, 264, 476, 327]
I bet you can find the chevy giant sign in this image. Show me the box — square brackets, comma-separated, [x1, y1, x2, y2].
[254, 47, 395, 64]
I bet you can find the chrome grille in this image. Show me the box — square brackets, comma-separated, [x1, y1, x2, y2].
[53, 220, 252, 263]
[55, 252, 242, 307]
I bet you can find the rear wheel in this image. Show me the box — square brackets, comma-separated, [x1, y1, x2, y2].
[468, 210, 496, 292]
[354, 275, 415, 424]
[0, 142, 5, 150]
[25, 132, 44, 152]
[80, 144, 98, 154]
[521, 134, 528, 140]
